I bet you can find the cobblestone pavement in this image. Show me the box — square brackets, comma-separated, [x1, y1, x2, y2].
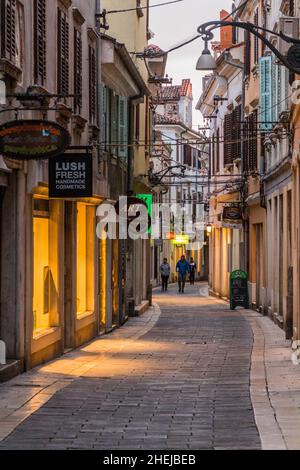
[0, 284, 263, 450]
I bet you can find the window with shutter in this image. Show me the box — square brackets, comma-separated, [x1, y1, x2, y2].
[212, 133, 215, 175]
[244, 29, 251, 77]
[274, 60, 282, 121]
[254, 9, 259, 64]
[111, 92, 118, 156]
[244, 112, 258, 173]
[249, 111, 258, 172]
[232, 2, 237, 45]
[1, 0, 16, 61]
[259, 56, 273, 132]
[232, 105, 241, 162]
[135, 104, 140, 142]
[105, 87, 110, 151]
[243, 116, 249, 173]
[57, 8, 69, 95]
[74, 27, 82, 114]
[34, 0, 46, 85]
[89, 45, 97, 122]
[224, 113, 234, 165]
[118, 96, 128, 158]
[184, 145, 192, 167]
[100, 83, 106, 138]
[216, 128, 220, 173]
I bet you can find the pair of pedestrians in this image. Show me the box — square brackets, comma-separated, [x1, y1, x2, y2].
[160, 255, 197, 294]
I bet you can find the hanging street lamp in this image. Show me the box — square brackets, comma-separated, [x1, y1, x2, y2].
[196, 20, 300, 74]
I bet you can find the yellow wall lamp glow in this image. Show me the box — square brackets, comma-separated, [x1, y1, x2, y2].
[171, 234, 190, 246]
[206, 224, 213, 236]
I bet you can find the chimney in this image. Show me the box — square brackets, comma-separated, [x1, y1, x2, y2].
[220, 10, 233, 49]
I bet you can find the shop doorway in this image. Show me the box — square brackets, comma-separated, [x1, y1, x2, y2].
[112, 239, 119, 326]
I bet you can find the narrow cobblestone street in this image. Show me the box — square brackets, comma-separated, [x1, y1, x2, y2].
[0, 284, 300, 450]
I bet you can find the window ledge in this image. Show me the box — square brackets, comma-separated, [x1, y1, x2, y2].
[0, 58, 22, 82]
[72, 114, 87, 133]
[224, 163, 234, 171]
[32, 326, 62, 354]
[76, 311, 96, 331]
[77, 310, 94, 321]
[33, 326, 60, 341]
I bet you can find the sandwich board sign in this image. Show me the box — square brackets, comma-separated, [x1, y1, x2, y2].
[230, 270, 249, 310]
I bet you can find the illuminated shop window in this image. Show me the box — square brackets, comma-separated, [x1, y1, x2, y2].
[76, 203, 95, 316]
[33, 198, 51, 334]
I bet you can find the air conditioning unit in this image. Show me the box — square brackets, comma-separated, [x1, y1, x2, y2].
[279, 17, 299, 57]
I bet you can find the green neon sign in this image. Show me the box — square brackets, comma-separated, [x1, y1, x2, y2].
[136, 194, 153, 234]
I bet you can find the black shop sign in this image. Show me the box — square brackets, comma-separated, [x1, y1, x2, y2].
[49, 154, 93, 198]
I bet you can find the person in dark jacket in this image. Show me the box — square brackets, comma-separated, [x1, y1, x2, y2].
[176, 254, 190, 293]
[160, 258, 171, 292]
[189, 257, 197, 285]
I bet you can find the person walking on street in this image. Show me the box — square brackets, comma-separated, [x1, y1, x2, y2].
[189, 257, 197, 286]
[160, 258, 171, 292]
[176, 254, 190, 294]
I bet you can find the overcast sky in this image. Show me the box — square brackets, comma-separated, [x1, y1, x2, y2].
[149, 0, 233, 128]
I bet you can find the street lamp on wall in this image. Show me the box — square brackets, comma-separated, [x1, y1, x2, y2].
[206, 223, 212, 236]
[196, 20, 300, 74]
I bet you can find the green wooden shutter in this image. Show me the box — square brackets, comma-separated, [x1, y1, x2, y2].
[105, 88, 110, 151]
[100, 83, 106, 144]
[111, 92, 118, 156]
[284, 67, 289, 112]
[259, 56, 273, 132]
[118, 96, 128, 158]
[272, 57, 281, 123]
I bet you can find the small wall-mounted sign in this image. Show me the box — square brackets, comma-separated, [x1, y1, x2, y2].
[222, 206, 243, 229]
[0, 120, 71, 160]
[49, 154, 93, 198]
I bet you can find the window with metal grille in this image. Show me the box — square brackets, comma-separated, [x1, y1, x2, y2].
[89, 44, 97, 122]
[57, 8, 69, 96]
[0, 0, 16, 61]
[34, 0, 46, 85]
[74, 27, 82, 114]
